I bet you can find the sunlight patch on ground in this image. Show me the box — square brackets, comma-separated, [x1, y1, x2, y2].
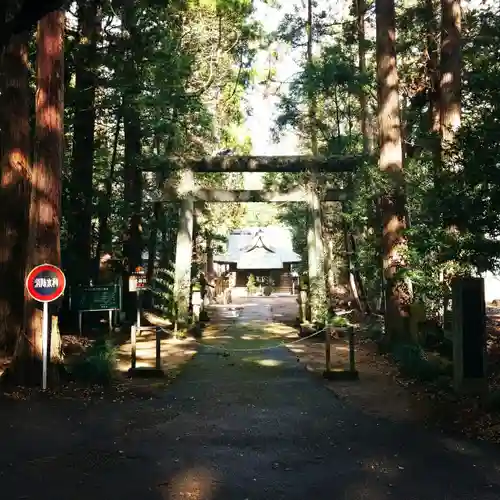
[242, 356, 284, 367]
[116, 334, 197, 373]
[161, 466, 218, 500]
[142, 311, 172, 327]
[288, 340, 350, 372]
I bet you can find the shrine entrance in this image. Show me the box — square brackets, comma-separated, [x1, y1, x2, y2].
[159, 155, 359, 323]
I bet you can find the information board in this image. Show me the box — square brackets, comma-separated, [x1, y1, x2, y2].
[70, 284, 121, 312]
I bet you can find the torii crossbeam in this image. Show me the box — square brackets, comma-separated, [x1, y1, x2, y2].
[163, 155, 360, 324]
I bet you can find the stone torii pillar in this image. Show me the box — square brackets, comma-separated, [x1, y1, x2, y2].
[307, 184, 326, 323]
[173, 169, 195, 323]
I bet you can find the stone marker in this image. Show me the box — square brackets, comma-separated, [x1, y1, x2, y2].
[451, 277, 487, 393]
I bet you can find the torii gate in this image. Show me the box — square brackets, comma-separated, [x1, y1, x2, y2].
[159, 155, 358, 322]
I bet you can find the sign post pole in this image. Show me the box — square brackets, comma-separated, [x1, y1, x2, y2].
[42, 301, 49, 391]
[137, 290, 141, 331]
[130, 266, 146, 334]
[26, 263, 66, 391]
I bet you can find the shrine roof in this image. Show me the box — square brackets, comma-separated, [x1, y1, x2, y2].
[214, 227, 301, 269]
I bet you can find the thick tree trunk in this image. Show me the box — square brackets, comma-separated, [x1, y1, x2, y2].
[425, 0, 441, 144]
[146, 202, 161, 285]
[9, 10, 64, 384]
[121, 5, 144, 321]
[440, 0, 461, 150]
[0, 32, 31, 354]
[305, 0, 326, 322]
[0, 0, 67, 53]
[376, 0, 411, 342]
[122, 98, 143, 320]
[357, 3, 370, 147]
[122, 94, 143, 319]
[95, 105, 121, 279]
[67, 0, 100, 285]
[355, 0, 373, 154]
[423, 0, 442, 225]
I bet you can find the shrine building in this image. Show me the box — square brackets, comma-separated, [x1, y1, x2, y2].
[213, 227, 301, 296]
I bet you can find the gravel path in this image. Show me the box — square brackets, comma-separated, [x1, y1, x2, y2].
[2, 300, 500, 499]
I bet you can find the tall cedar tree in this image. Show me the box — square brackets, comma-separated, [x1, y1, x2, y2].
[0, 31, 31, 353]
[10, 10, 65, 382]
[376, 0, 412, 341]
[67, 0, 101, 284]
[122, 1, 144, 319]
[440, 0, 461, 149]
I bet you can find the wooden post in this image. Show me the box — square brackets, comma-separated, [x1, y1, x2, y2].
[299, 288, 308, 323]
[174, 170, 194, 325]
[324, 327, 331, 372]
[192, 290, 202, 323]
[348, 326, 356, 373]
[131, 324, 137, 370]
[136, 290, 141, 332]
[155, 327, 161, 370]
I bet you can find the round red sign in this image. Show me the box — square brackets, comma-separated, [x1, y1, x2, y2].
[26, 264, 66, 303]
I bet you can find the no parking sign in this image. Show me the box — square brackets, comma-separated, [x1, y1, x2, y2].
[25, 264, 66, 390]
[26, 264, 66, 303]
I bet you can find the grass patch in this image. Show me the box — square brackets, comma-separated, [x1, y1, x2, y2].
[331, 316, 350, 328]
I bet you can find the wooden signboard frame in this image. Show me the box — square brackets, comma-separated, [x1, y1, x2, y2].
[69, 282, 123, 333]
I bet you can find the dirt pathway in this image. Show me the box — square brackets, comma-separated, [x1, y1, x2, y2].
[2, 299, 500, 499]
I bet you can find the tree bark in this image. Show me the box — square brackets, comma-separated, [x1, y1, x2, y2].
[67, 0, 101, 285]
[0, 31, 31, 354]
[305, 0, 326, 322]
[122, 98, 143, 291]
[376, 0, 411, 341]
[146, 202, 161, 285]
[121, 4, 144, 320]
[356, 0, 373, 154]
[94, 104, 122, 279]
[440, 0, 461, 150]
[10, 10, 64, 384]
[426, 0, 441, 143]
[0, 0, 66, 53]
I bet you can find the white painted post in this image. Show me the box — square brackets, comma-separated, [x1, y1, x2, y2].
[307, 186, 326, 323]
[42, 302, 49, 391]
[174, 170, 195, 324]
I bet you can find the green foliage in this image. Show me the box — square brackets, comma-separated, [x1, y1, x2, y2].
[60, 0, 262, 290]
[70, 338, 117, 385]
[392, 343, 451, 382]
[151, 266, 176, 318]
[331, 315, 349, 327]
[271, 0, 500, 335]
[246, 274, 257, 294]
[309, 276, 328, 324]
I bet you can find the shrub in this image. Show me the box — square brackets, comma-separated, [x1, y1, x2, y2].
[246, 274, 257, 295]
[70, 338, 117, 385]
[263, 285, 272, 296]
[392, 343, 444, 382]
[332, 315, 349, 327]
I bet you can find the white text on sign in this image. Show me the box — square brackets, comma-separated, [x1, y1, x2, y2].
[34, 277, 59, 288]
